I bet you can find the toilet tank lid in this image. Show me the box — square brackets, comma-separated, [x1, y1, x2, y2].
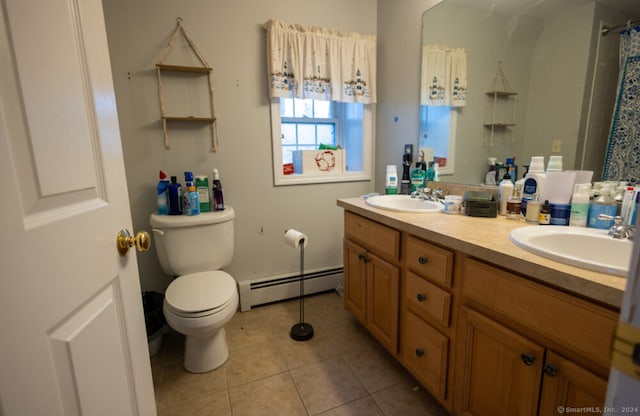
[150, 207, 234, 228]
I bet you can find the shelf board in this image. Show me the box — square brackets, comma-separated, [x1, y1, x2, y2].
[486, 90, 518, 97]
[156, 64, 212, 73]
[162, 116, 216, 122]
[484, 123, 516, 128]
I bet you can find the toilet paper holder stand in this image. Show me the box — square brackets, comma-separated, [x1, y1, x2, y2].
[285, 230, 314, 341]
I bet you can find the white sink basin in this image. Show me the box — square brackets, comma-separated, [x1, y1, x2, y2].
[509, 226, 632, 276]
[365, 195, 443, 213]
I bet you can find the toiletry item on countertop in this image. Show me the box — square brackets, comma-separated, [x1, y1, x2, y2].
[525, 193, 541, 224]
[569, 183, 591, 227]
[410, 160, 426, 193]
[426, 161, 436, 182]
[433, 163, 441, 182]
[212, 168, 225, 210]
[550, 203, 571, 225]
[485, 158, 497, 186]
[546, 155, 563, 172]
[401, 145, 413, 195]
[498, 172, 513, 216]
[157, 170, 170, 215]
[463, 191, 497, 217]
[522, 156, 546, 198]
[195, 175, 210, 213]
[506, 187, 522, 220]
[168, 176, 183, 215]
[183, 171, 200, 216]
[506, 157, 518, 184]
[587, 184, 616, 229]
[538, 200, 551, 224]
[385, 165, 398, 195]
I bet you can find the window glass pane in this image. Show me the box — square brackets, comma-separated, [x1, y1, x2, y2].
[425, 106, 450, 159]
[317, 124, 335, 145]
[281, 98, 294, 117]
[313, 100, 332, 118]
[281, 123, 297, 146]
[294, 99, 313, 118]
[343, 103, 364, 171]
[297, 124, 316, 145]
[282, 146, 296, 164]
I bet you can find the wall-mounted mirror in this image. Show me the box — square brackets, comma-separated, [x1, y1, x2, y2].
[420, 0, 640, 185]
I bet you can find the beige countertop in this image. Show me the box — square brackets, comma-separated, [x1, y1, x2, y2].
[337, 197, 626, 309]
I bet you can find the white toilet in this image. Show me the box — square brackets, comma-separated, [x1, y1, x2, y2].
[149, 208, 238, 373]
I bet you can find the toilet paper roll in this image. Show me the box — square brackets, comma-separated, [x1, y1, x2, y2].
[284, 229, 308, 249]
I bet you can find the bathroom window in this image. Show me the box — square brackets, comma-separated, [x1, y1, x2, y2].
[271, 97, 373, 185]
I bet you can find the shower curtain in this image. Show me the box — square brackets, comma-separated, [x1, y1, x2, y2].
[603, 26, 640, 183]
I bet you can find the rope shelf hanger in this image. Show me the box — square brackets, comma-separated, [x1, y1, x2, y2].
[156, 17, 219, 152]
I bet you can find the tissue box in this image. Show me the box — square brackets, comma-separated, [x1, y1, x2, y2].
[293, 149, 345, 175]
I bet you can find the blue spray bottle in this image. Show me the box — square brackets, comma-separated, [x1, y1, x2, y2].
[156, 170, 169, 215]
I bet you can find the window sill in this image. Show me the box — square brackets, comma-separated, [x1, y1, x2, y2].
[274, 171, 371, 186]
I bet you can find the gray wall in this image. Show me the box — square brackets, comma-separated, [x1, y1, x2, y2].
[102, 0, 377, 292]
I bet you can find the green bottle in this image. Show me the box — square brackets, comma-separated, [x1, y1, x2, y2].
[410, 162, 427, 192]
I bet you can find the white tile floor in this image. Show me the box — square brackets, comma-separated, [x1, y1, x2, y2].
[151, 291, 448, 416]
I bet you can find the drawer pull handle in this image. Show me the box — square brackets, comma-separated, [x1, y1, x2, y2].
[543, 363, 559, 378]
[416, 293, 426, 302]
[415, 349, 425, 358]
[358, 254, 369, 263]
[520, 353, 536, 366]
[418, 256, 428, 265]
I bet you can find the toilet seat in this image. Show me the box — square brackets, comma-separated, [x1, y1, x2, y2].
[165, 271, 236, 318]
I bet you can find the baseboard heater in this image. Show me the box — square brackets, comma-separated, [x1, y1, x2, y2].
[237, 266, 343, 312]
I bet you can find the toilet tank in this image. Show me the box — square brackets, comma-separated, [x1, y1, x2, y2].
[149, 208, 235, 276]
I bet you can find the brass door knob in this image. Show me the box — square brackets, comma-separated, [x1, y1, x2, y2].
[117, 229, 151, 256]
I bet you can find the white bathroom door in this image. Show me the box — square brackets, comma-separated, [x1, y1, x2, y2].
[0, 0, 156, 415]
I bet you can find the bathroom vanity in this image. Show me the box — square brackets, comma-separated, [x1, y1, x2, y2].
[338, 197, 624, 415]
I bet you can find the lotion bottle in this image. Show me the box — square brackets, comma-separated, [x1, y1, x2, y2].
[569, 183, 591, 227]
[386, 165, 398, 194]
[498, 172, 513, 216]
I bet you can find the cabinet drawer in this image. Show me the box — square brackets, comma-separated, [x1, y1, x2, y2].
[462, 257, 618, 368]
[402, 310, 449, 400]
[344, 212, 400, 261]
[406, 236, 454, 287]
[405, 271, 452, 327]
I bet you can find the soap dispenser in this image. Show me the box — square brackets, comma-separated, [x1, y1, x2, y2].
[485, 158, 497, 185]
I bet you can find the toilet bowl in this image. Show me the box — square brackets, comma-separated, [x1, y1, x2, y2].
[163, 271, 238, 373]
[149, 209, 238, 373]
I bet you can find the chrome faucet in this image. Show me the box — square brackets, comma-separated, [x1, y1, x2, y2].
[411, 187, 444, 202]
[598, 214, 635, 240]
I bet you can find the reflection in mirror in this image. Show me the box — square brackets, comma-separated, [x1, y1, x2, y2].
[420, 0, 640, 185]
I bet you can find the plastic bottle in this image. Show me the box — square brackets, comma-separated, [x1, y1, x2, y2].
[506, 157, 518, 184]
[426, 161, 436, 181]
[410, 162, 426, 193]
[385, 165, 398, 194]
[522, 156, 546, 198]
[485, 158, 497, 186]
[212, 169, 225, 210]
[195, 175, 210, 212]
[156, 170, 170, 215]
[498, 172, 513, 216]
[569, 183, 591, 227]
[433, 163, 441, 182]
[587, 184, 616, 229]
[182, 172, 200, 216]
[168, 176, 183, 215]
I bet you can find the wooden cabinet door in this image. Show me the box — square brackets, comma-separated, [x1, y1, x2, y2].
[457, 308, 543, 416]
[366, 252, 400, 354]
[343, 239, 368, 325]
[539, 351, 607, 415]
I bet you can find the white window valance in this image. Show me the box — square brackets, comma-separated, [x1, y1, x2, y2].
[265, 19, 376, 104]
[420, 43, 467, 107]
